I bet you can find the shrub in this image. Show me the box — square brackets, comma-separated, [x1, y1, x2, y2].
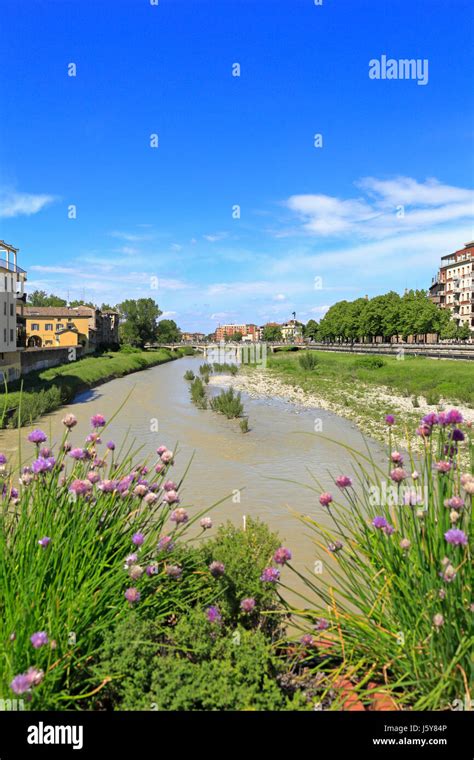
[210, 388, 244, 418]
[190, 377, 207, 408]
[354, 356, 386, 369]
[183, 370, 195, 381]
[240, 417, 250, 433]
[199, 363, 213, 376]
[298, 352, 318, 371]
[93, 611, 307, 711]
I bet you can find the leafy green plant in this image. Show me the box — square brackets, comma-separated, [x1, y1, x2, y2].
[354, 356, 386, 369]
[210, 388, 244, 418]
[190, 377, 207, 408]
[183, 370, 195, 381]
[298, 352, 318, 371]
[239, 417, 250, 433]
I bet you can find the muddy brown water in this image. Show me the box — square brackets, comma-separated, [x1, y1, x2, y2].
[0, 357, 386, 610]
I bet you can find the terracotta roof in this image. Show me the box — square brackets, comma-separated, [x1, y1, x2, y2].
[23, 307, 94, 318]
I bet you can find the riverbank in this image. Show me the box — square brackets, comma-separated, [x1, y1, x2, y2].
[208, 350, 474, 446]
[0, 348, 190, 429]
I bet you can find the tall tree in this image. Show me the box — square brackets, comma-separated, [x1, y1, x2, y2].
[155, 319, 181, 344]
[262, 325, 282, 341]
[304, 319, 319, 341]
[117, 299, 162, 348]
[28, 290, 67, 307]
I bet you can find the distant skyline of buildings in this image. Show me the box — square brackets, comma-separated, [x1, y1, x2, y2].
[429, 241, 474, 333]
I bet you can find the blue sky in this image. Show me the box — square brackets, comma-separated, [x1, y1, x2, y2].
[1, 0, 473, 332]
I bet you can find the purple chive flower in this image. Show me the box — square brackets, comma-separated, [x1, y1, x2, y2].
[106, 441, 116, 451]
[156, 446, 167, 455]
[98, 479, 118, 493]
[372, 516, 388, 529]
[385, 414, 395, 426]
[390, 451, 404, 464]
[273, 547, 292, 565]
[445, 496, 465, 510]
[132, 532, 145, 547]
[166, 564, 183, 579]
[170, 508, 188, 524]
[144, 492, 158, 506]
[446, 409, 463, 425]
[163, 480, 178, 491]
[62, 413, 77, 429]
[28, 430, 47, 444]
[91, 414, 106, 428]
[435, 461, 452, 474]
[206, 605, 222, 624]
[383, 524, 395, 536]
[155, 463, 165, 474]
[0, 453, 7, 465]
[158, 535, 174, 552]
[30, 632, 48, 649]
[444, 529, 468, 546]
[87, 471, 100, 484]
[390, 468, 408, 483]
[160, 450, 174, 464]
[416, 424, 432, 438]
[146, 564, 158, 576]
[422, 412, 439, 426]
[32, 457, 56, 474]
[315, 618, 329, 631]
[39, 447, 52, 459]
[209, 561, 225, 578]
[163, 490, 180, 505]
[328, 541, 343, 553]
[69, 479, 92, 497]
[400, 538, 411, 550]
[124, 553, 138, 568]
[300, 634, 316, 647]
[335, 475, 352, 489]
[451, 428, 465, 442]
[319, 492, 333, 507]
[124, 587, 141, 604]
[129, 565, 144, 581]
[69, 448, 87, 461]
[260, 567, 280, 583]
[38, 536, 51, 548]
[240, 597, 256, 613]
[200, 517, 213, 530]
[10, 673, 32, 695]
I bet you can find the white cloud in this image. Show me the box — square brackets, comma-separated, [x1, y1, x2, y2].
[273, 293, 286, 301]
[109, 230, 153, 242]
[203, 232, 227, 243]
[284, 177, 474, 240]
[0, 190, 56, 218]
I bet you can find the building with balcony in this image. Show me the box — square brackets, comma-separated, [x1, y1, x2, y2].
[0, 240, 27, 382]
[429, 241, 474, 333]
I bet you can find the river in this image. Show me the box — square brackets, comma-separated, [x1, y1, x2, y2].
[0, 356, 386, 605]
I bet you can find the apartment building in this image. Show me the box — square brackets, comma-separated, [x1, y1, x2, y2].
[215, 324, 259, 342]
[0, 241, 27, 382]
[429, 241, 474, 333]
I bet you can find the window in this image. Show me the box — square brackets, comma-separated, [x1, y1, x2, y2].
[3, 329, 6, 342]
[57, 323, 64, 330]
[10, 303, 13, 316]
[3, 303, 5, 316]
[4, 277, 7, 292]
[10, 330, 13, 342]
[45, 323, 53, 331]
[31, 323, 40, 331]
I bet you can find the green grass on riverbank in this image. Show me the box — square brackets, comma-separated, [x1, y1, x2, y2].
[0, 349, 187, 429]
[268, 350, 474, 407]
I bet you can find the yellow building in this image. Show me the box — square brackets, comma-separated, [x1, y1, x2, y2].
[23, 307, 91, 348]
